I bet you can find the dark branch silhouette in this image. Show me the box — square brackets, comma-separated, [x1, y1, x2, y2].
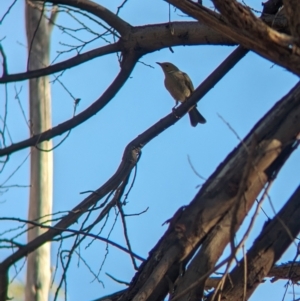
[1, 1, 299, 301]
[168, 0, 300, 75]
[0, 43, 120, 83]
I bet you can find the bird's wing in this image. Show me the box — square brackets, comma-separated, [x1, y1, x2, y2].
[182, 72, 194, 92]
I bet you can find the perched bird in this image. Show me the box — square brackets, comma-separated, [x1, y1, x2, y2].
[156, 62, 206, 127]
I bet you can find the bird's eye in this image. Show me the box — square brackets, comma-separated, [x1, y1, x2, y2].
[165, 64, 169, 67]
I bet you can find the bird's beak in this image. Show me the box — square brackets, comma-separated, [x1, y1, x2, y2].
[156, 62, 162, 66]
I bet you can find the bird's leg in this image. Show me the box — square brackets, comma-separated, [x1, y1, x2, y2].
[172, 101, 180, 119]
[172, 100, 179, 111]
[172, 111, 180, 119]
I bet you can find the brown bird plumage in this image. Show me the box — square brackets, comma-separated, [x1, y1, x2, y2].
[157, 62, 206, 126]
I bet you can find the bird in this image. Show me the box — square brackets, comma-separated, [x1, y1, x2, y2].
[156, 62, 206, 127]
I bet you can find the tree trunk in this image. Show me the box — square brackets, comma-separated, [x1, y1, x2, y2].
[25, 2, 53, 301]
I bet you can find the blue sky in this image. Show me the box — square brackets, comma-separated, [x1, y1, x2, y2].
[0, 0, 299, 300]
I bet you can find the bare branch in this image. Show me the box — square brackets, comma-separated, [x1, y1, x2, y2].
[0, 44, 8, 77]
[262, 0, 283, 15]
[37, 0, 131, 36]
[168, 0, 300, 75]
[105, 273, 129, 285]
[91, 289, 127, 301]
[1, 14, 289, 85]
[214, 185, 300, 300]
[0, 53, 136, 156]
[0, 43, 247, 275]
[0, 45, 247, 157]
[0, 42, 120, 83]
[117, 197, 138, 270]
[0, 0, 18, 24]
[0, 140, 139, 270]
[119, 81, 300, 301]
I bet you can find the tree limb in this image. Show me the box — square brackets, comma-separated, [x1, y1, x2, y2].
[0, 42, 120, 83]
[120, 81, 300, 301]
[211, 184, 300, 300]
[0, 53, 136, 157]
[37, 0, 131, 36]
[283, 0, 300, 46]
[168, 0, 300, 75]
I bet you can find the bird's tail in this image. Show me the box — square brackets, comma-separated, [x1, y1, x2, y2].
[188, 106, 206, 127]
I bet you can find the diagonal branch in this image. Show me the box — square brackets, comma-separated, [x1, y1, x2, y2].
[0, 43, 249, 277]
[213, 184, 300, 300]
[167, 0, 300, 75]
[171, 138, 257, 301]
[0, 53, 137, 157]
[173, 135, 299, 301]
[0, 45, 247, 157]
[0, 138, 139, 271]
[120, 81, 300, 301]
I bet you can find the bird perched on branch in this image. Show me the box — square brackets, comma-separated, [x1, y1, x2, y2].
[156, 62, 206, 127]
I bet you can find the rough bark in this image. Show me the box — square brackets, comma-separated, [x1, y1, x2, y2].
[210, 185, 300, 300]
[0, 1, 298, 301]
[120, 81, 300, 301]
[168, 0, 300, 75]
[283, 0, 300, 46]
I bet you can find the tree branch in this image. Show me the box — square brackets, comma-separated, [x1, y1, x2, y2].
[0, 42, 120, 83]
[0, 139, 139, 271]
[38, 0, 131, 36]
[173, 136, 299, 301]
[0, 16, 288, 84]
[0, 43, 248, 278]
[0, 44, 247, 157]
[213, 184, 300, 300]
[0, 53, 136, 157]
[168, 0, 300, 75]
[262, 0, 283, 15]
[120, 81, 300, 301]
[283, 0, 300, 46]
